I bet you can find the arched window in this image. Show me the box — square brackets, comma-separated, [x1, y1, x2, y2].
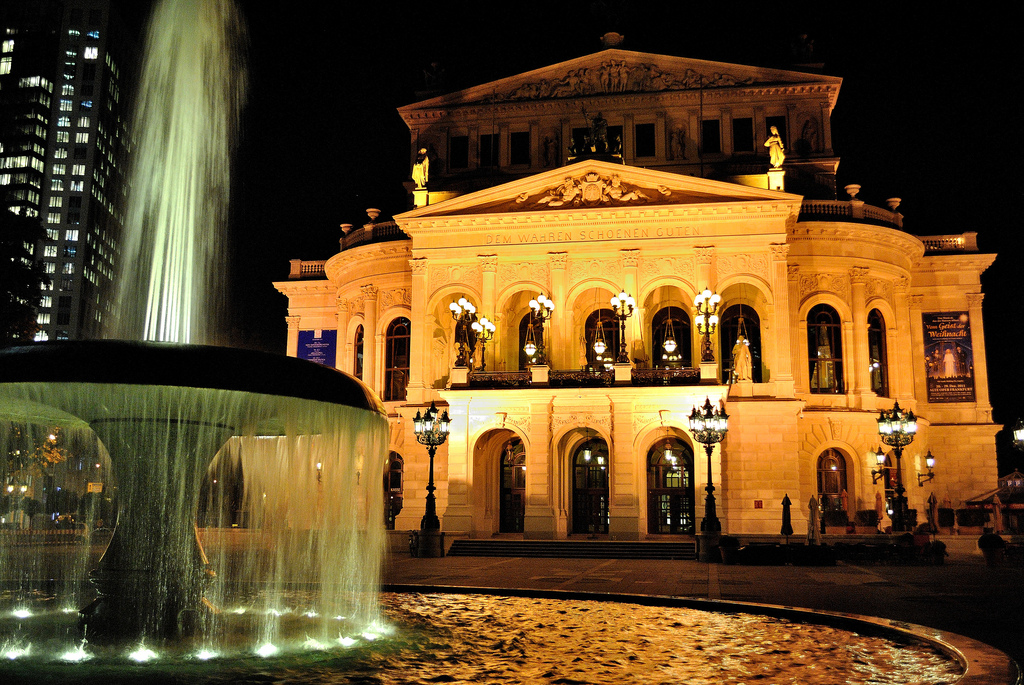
[383, 452, 403, 530]
[353, 324, 364, 379]
[572, 437, 609, 534]
[868, 309, 888, 397]
[816, 449, 847, 512]
[384, 317, 410, 401]
[651, 307, 691, 368]
[499, 438, 526, 533]
[720, 304, 762, 382]
[584, 308, 619, 370]
[518, 312, 543, 369]
[808, 304, 843, 393]
[647, 437, 695, 534]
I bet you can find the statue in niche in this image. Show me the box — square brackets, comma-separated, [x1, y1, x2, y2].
[764, 126, 786, 168]
[670, 127, 685, 160]
[799, 118, 819, 154]
[412, 148, 429, 188]
[590, 111, 608, 152]
[542, 134, 558, 167]
[731, 335, 753, 382]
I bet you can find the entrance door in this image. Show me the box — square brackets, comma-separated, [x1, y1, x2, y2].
[499, 438, 526, 533]
[572, 439, 609, 534]
[647, 438, 694, 534]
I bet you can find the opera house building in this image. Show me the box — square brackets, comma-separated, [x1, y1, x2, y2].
[274, 39, 998, 546]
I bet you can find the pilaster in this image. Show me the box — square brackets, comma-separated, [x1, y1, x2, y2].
[361, 284, 379, 393]
[285, 315, 300, 358]
[407, 258, 429, 403]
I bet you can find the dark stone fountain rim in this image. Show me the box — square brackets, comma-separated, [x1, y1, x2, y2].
[0, 341, 385, 415]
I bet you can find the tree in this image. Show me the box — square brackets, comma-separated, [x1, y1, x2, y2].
[0, 206, 49, 345]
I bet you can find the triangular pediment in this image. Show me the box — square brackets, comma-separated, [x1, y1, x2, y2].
[397, 160, 802, 220]
[400, 48, 841, 114]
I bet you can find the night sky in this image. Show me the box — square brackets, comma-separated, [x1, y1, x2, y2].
[127, 2, 1024, 471]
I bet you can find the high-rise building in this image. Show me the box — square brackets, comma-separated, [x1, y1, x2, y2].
[0, 0, 131, 341]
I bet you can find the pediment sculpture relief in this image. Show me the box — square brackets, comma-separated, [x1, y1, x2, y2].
[497, 61, 755, 101]
[519, 172, 671, 208]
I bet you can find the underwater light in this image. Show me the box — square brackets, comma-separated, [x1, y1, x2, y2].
[3, 643, 30, 660]
[256, 643, 278, 658]
[60, 643, 91, 662]
[129, 645, 158, 662]
[11, 609, 31, 619]
[337, 636, 357, 647]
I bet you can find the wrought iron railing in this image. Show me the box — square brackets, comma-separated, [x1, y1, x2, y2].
[467, 371, 531, 388]
[549, 369, 615, 387]
[631, 367, 701, 386]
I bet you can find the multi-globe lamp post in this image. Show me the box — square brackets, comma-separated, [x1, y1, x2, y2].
[689, 396, 729, 562]
[448, 297, 477, 367]
[877, 400, 917, 532]
[525, 293, 555, 364]
[694, 289, 721, 363]
[610, 290, 635, 363]
[413, 400, 451, 557]
[470, 315, 496, 371]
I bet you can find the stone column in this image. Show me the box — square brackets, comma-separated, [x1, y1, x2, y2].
[850, 267, 871, 402]
[407, 258, 429, 404]
[621, 249, 641, 365]
[285, 315, 300, 358]
[549, 252, 568, 369]
[787, 265, 807, 392]
[655, 112, 667, 162]
[480, 254, 497, 372]
[966, 292, 993, 413]
[820, 103, 834, 155]
[336, 297, 351, 373]
[609, 398, 639, 540]
[891, 276, 913, 402]
[695, 246, 717, 378]
[361, 284, 379, 393]
[524, 401, 557, 538]
[769, 244, 794, 395]
[908, 293, 927, 404]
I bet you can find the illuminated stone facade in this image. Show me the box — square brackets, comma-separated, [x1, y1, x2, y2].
[275, 47, 997, 539]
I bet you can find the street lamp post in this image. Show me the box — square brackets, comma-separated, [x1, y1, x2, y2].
[694, 289, 721, 363]
[689, 396, 729, 562]
[527, 294, 555, 365]
[413, 400, 451, 557]
[470, 315, 496, 371]
[877, 400, 917, 532]
[1012, 418, 1024, 452]
[448, 297, 477, 367]
[610, 290, 635, 363]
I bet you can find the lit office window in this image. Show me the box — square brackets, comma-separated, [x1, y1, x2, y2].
[43, 245, 58, 257]
[71, 164, 85, 175]
[60, 99, 73, 111]
[83, 47, 98, 60]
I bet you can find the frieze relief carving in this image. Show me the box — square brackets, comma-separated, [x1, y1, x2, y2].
[641, 256, 694, 285]
[518, 171, 670, 208]
[379, 288, 412, 314]
[798, 273, 849, 302]
[428, 264, 482, 294]
[498, 262, 550, 289]
[632, 413, 660, 434]
[865, 279, 893, 305]
[551, 413, 611, 433]
[718, 253, 769, 281]
[495, 61, 755, 102]
[570, 258, 620, 285]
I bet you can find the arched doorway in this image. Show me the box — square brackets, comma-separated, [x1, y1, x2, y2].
[572, 437, 609, 534]
[499, 437, 526, 533]
[383, 452, 403, 530]
[647, 437, 695, 534]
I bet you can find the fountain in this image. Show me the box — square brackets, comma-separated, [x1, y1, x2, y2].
[1, 0, 388, 654]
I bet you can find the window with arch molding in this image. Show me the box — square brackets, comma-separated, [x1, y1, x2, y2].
[353, 324, 364, 379]
[384, 317, 410, 401]
[651, 306, 690, 368]
[808, 304, 843, 393]
[868, 309, 888, 397]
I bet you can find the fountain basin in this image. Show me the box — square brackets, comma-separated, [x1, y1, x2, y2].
[1, 341, 388, 642]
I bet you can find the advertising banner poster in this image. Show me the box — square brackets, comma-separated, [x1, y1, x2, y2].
[922, 312, 975, 403]
[297, 329, 337, 367]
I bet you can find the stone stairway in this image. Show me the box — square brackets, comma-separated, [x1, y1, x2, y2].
[446, 539, 697, 560]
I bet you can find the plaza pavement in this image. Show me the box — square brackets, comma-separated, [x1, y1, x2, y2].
[382, 547, 1024, 677]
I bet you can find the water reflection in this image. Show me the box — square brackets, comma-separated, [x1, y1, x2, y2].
[1, 592, 960, 684]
